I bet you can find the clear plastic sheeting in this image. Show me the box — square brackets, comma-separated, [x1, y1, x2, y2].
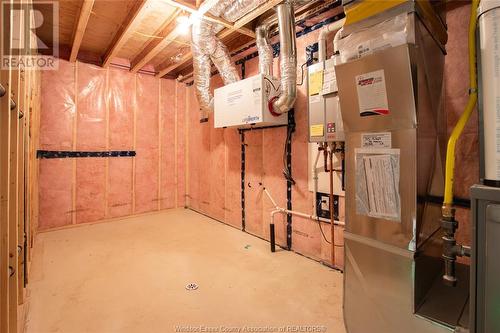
[39, 60, 76, 150]
[337, 13, 414, 63]
[355, 148, 401, 222]
[38, 58, 186, 230]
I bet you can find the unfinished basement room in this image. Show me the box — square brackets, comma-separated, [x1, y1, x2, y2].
[1, 0, 499, 332]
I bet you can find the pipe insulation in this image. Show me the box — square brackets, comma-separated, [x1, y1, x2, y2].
[270, 1, 298, 115]
[256, 22, 274, 76]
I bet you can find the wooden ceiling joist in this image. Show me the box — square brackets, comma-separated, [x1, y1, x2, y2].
[101, 0, 149, 67]
[156, 51, 192, 78]
[154, 22, 240, 78]
[69, 0, 95, 62]
[134, 0, 247, 74]
[157, 0, 283, 75]
[234, 0, 283, 28]
[162, 0, 255, 37]
[130, 9, 181, 73]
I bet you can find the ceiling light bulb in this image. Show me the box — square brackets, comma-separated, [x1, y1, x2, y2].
[176, 15, 191, 35]
[176, 15, 189, 24]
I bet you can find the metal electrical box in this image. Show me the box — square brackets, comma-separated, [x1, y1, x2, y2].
[214, 74, 287, 129]
[307, 56, 345, 142]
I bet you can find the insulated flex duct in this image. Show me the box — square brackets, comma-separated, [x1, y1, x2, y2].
[256, 22, 274, 76]
[191, 0, 265, 120]
[270, 1, 297, 115]
[192, 18, 240, 119]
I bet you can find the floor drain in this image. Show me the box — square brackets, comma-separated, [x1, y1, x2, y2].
[185, 283, 198, 291]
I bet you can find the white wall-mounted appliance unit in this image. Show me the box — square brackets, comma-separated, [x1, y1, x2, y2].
[214, 74, 288, 129]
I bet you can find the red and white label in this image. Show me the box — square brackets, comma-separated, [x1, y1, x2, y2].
[355, 69, 390, 117]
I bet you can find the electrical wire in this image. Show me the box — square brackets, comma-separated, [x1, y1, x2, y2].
[264, 77, 278, 91]
[297, 62, 308, 86]
[316, 216, 331, 244]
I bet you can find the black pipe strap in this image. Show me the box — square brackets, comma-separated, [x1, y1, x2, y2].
[37, 150, 136, 159]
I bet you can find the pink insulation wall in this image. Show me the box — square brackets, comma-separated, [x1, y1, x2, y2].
[38, 60, 186, 230]
[38, 5, 475, 270]
[185, 29, 345, 269]
[184, 4, 476, 269]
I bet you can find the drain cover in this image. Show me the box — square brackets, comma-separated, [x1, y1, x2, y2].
[185, 283, 199, 291]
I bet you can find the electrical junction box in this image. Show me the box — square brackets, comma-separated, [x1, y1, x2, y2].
[214, 74, 287, 129]
[307, 56, 345, 142]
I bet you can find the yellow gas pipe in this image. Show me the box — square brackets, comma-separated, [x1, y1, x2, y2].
[443, 0, 480, 217]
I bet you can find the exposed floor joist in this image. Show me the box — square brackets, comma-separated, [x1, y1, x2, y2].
[234, 0, 283, 28]
[69, 0, 95, 62]
[130, 9, 181, 73]
[154, 25, 241, 78]
[132, 0, 225, 73]
[160, 0, 283, 75]
[162, 0, 254, 37]
[102, 0, 149, 67]
[156, 51, 192, 78]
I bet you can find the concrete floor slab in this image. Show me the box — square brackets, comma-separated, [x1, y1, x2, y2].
[25, 209, 345, 333]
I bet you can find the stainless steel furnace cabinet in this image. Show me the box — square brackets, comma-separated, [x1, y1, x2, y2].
[335, 14, 469, 333]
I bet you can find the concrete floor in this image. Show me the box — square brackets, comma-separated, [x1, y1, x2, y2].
[25, 209, 345, 333]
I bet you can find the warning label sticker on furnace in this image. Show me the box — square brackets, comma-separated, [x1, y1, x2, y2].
[355, 69, 390, 117]
[355, 148, 401, 222]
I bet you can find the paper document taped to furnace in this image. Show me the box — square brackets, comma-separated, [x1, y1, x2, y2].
[355, 148, 401, 221]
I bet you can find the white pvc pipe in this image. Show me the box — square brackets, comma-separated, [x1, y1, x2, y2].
[318, 18, 346, 62]
[264, 187, 345, 226]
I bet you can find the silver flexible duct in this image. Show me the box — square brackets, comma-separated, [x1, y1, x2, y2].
[222, 0, 267, 22]
[256, 22, 274, 76]
[271, 1, 297, 115]
[192, 14, 239, 118]
[191, 0, 264, 119]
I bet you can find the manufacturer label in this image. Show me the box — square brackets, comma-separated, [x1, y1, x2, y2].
[310, 124, 324, 137]
[362, 132, 392, 148]
[355, 69, 390, 117]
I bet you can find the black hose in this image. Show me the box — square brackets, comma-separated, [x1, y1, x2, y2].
[270, 224, 276, 252]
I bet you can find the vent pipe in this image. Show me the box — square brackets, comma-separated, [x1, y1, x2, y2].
[255, 18, 274, 76]
[318, 18, 345, 62]
[269, 1, 297, 115]
[192, 19, 240, 121]
[191, 0, 266, 120]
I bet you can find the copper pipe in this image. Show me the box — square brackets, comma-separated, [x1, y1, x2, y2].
[329, 144, 335, 266]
